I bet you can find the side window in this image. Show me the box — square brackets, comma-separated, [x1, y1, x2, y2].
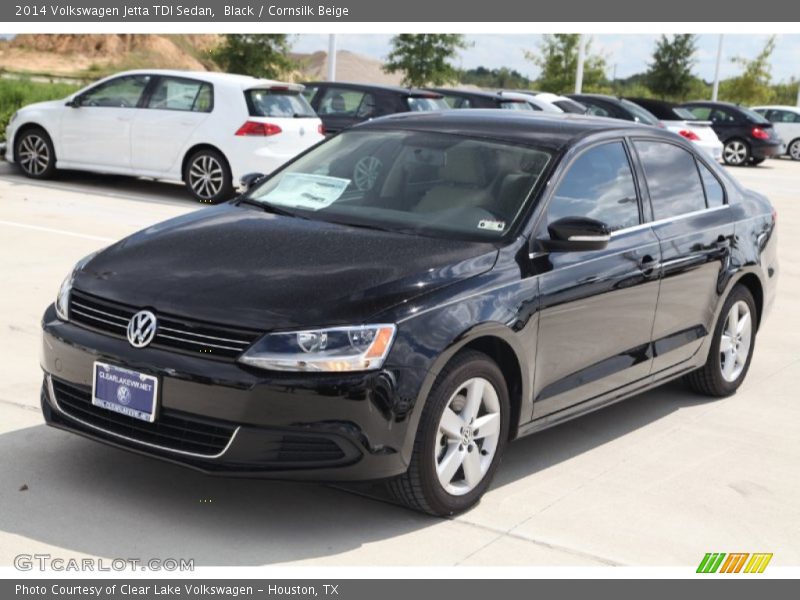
[584, 102, 611, 118]
[78, 75, 150, 108]
[318, 88, 373, 117]
[635, 141, 706, 219]
[547, 142, 640, 231]
[710, 108, 736, 124]
[772, 110, 800, 123]
[685, 105, 711, 120]
[697, 161, 725, 208]
[146, 77, 212, 112]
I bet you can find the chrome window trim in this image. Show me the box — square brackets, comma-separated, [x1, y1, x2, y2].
[610, 204, 730, 238]
[46, 374, 240, 460]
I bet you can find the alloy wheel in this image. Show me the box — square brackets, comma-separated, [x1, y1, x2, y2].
[434, 377, 501, 496]
[790, 140, 800, 161]
[353, 156, 382, 191]
[724, 141, 747, 165]
[188, 154, 224, 200]
[719, 300, 752, 383]
[18, 134, 50, 176]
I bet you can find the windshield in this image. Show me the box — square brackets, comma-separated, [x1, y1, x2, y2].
[620, 99, 660, 125]
[406, 96, 450, 111]
[245, 89, 316, 118]
[674, 107, 699, 120]
[246, 129, 552, 241]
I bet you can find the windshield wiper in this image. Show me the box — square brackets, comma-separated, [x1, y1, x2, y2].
[238, 196, 308, 219]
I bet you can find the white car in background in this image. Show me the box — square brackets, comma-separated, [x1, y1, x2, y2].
[626, 97, 724, 162]
[5, 69, 325, 203]
[530, 92, 588, 114]
[752, 105, 800, 161]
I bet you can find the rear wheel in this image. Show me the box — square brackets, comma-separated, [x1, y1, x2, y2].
[183, 149, 234, 204]
[685, 285, 757, 397]
[722, 139, 750, 166]
[15, 127, 56, 179]
[387, 350, 510, 516]
[788, 139, 800, 161]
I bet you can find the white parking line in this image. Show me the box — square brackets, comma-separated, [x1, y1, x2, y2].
[0, 219, 115, 242]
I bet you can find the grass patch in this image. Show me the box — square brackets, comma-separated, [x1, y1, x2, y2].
[0, 77, 82, 142]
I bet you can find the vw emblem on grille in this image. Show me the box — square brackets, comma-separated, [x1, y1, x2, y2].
[116, 385, 132, 405]
[127, 310, 157, 348]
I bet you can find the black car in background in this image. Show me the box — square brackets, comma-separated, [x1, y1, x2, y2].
[301, 81, 449, 135]
[681, 101, 784, 166]
[568, 93, 661, 125]
[425, 88, 533, 110]
[41, 112, 777, 516]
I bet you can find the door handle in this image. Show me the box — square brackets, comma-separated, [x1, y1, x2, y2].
[714, 235, 731, 249]
[638, 254, 659, 278]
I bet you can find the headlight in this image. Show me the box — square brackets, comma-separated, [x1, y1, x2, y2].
[238, 324, 396, 372]
[54, 250, 101, 321]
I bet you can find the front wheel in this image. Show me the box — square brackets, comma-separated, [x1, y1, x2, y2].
[788, 139, 800, 161]
[183, 149, 234, 204]
[387, 350, 510, 516]
[685, 285, 757, 397]
[722, 139, 750, 166]
[15, 127, 57, 179]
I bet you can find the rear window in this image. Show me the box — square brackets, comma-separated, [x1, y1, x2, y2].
[406, 96, 450, 112]
[738, 106, 771, 125]
[554, 99, 587, 114]
[620, 99, 660, 125]
[246, 89, 316, 118]
[674, 107, 699, 120]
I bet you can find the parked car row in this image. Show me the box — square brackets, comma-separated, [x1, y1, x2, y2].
[5, 69, 799, 204]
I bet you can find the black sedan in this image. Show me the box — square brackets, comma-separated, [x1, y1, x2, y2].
[301, 81, 449, 135]
[681, 101, 784, 166]
[41, 111, 777, 516]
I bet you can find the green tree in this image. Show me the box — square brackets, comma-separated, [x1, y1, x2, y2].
[209, 34, 294, 79]
[720, 36, 777, 105]
[460, 66, 531, 89]
[384, 34, 470, 87]
[525, 34, 607, 94]
[646, 34, 697, 101]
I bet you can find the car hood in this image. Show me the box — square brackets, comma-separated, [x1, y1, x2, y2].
[73, 203, 499, 331]
[19, 99, 67, 113]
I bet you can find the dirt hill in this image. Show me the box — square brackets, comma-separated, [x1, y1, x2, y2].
[291, 50, 404, 85]
[0, 34, 219, 77]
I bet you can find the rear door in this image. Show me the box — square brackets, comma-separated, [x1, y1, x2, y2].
[766, 109, 800, 150]
[632, 138, 734, 374]
[130, 75, 213, 174]
[59, 74, 152, 170]
[533, 140, 661, 417]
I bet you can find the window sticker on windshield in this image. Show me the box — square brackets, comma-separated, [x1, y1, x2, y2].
[478, 219, 506, 232]
[262, 173, 350, 210]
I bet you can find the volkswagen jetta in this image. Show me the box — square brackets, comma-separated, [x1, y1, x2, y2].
[40, 111, 778, 515]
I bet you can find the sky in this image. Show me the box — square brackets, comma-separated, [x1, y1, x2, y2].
[292, 34, 800, 83]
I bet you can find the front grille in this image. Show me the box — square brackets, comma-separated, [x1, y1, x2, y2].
[51, 378, 237, 456]
[68, 289, 261, 360]
[259, 435, 346, 463]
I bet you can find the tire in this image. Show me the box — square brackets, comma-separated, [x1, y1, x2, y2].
[183, 148, 235, 204]
[14, 126, 56, 179]
[788, 139, 800, 161]
[685, 285, 757, 397]
[722, 139, 750, 166]
[387, 350, 510, 516]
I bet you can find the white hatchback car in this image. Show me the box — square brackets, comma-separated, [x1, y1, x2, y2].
[752, 105, 800, 161]
[5, 69, 325, 202]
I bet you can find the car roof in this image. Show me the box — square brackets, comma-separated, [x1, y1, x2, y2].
[681, 100, 741, 108]
[101, 69, 302, 91]
[751, 105, 800, 111]
[302, 81, 441, 96]
[352, 109, 666, 151]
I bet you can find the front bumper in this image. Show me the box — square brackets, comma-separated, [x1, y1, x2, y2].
[41, 305, 424, 481]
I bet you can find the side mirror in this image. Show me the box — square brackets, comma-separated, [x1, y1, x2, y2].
[539, 216, 611, 252]
[240, 172, 265, 192]
[65, 96, 83, 108]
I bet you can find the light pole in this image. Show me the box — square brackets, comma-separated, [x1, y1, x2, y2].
[712, 34, 724, 101]
[327, 34, 337, 82]
[575, 34, 586, 94]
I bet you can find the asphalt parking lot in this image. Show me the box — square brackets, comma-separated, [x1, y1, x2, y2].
[0, 158, 797, 567]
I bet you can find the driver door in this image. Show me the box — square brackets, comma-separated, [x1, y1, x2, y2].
[59, 74, 152, 171]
